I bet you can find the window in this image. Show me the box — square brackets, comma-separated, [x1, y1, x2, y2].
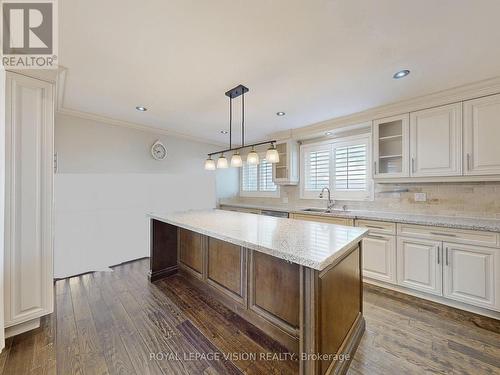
[334, 143, 367, 191]
[301, 134, 372, 201]
[303, 145, 330, 193]
[240, 159, 279, 197]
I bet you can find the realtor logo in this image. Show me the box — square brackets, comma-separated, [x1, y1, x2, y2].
[1, 0, 58, 69]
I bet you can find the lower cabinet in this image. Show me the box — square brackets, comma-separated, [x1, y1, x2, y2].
[443, 242, 499, 311]
[396, 237, 443, 296]
[361, 234, 396, 284]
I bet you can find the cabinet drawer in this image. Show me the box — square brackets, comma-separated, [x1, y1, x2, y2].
[291, 213, 353, 226]
[397, 223, 499, 247]
[355, 219, 396, 235]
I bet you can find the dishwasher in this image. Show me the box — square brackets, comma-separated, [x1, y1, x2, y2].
[260, 209, 289, 218]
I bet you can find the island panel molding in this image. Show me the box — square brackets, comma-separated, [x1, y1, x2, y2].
[148, 210, 367, 374]
[207, 237, 247, 304]
[249, 251, 300, 334]
[179, 228, 204, 278]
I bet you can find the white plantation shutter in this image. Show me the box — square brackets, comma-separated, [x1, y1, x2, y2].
[304, 147, 330, 193]
[240, 157, 279, 196]
[241, 163, 258, 192]
[259, 160, 277, 192]
[301, 135, 372, 201]
[334, 143, 367, 191]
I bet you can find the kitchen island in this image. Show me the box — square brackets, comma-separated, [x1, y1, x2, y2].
[148, 209, 368, 374]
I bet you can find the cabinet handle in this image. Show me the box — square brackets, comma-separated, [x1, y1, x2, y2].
[430, 231, 456, 237]
[374, 161, 377, 175]
[467, 153, 471, 171]
[437, 246, 440, 264]
[365, 225, 384, 230]
[446, 247, 449, 266]
[411, 157, 415, 174]
[367, 234, 386, 240]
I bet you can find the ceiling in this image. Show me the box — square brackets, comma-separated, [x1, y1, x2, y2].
[59, 0, 500, 146]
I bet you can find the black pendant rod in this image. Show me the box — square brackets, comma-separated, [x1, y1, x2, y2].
[208, 140, 276, 157]
[241, 91, 245, 148]
[229, 97, 232, 150]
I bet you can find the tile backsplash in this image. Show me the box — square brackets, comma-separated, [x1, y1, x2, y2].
[221, 182, 500, 219]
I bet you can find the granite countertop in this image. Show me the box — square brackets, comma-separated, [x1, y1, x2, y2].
[219, 202, 500, 232]
[148, 209, 368, 271]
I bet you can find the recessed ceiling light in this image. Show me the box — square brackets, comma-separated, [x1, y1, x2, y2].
[136, 106, 147, 111]
[325, 131, 332, 136]
[220, 130, 228, 134]
[393, 70, 410, 79]
[276, 112, 286, 116]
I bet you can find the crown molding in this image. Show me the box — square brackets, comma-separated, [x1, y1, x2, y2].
[270, 76, 500, 141]
[56, 108, 225, 147]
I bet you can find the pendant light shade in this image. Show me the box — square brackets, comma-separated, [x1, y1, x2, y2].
[266, 143, 280, 163]
[230, 152, 243, 167]
[217, 154, 228, 169]
[204, 156, 216, 170]
[247, 148, 259, 165]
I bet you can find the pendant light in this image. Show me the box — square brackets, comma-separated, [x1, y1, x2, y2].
[204, 156, 216, 170]
[217, 153, 228, 168]
[247, 147, 259, 165]
[231, 151, 243, 167]
[266, 143, 279, 163]
[204, 84, 277, 170]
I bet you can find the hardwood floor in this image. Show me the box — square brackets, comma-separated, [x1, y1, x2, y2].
[1, 258, 499, 375]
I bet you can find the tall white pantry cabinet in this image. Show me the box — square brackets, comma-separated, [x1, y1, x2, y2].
[3, 71, 55, 338]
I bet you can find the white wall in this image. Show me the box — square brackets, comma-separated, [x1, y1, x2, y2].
[54, 113, 218, 278]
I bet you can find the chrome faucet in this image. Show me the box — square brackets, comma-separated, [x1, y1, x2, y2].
[319, 187, 335, 212]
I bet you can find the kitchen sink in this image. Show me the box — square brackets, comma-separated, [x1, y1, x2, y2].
[301, 208, 349, 213]
[301, 208, 328, 213]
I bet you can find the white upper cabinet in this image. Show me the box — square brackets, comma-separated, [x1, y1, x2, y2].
[443, 242, 499, 311]
[4, 72, 54, 327]
[410, 103, 462, 177]
[464, 94, 500, 176]
[273, 140, 299, 185]
[373, 114, 410, 178]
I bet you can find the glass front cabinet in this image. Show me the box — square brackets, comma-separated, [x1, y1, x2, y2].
[373, 114, 410, 179]
[273, 140, 299, 185]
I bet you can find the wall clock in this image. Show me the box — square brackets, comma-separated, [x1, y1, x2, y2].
[151, 140, 167, 160]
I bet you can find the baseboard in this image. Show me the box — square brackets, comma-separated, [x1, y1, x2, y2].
[149, 265, 179, 282]
[5, 318, 41, 338]
[364, 278, 500, 321]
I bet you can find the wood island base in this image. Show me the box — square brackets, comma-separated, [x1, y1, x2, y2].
[149, 219, 365, 375]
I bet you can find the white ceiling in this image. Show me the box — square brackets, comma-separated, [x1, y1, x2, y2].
[59, 0, 500, 146]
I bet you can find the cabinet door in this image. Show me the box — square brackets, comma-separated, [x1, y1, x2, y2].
[410, 103, 462, 177]
[362, 234, 396, 284]
[397, 237, 442, 296]
[4, 73, 54, 326]
[464, 94, 500, 175]
[373, 114, 410, 178]
[443, 243, 499, 311]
